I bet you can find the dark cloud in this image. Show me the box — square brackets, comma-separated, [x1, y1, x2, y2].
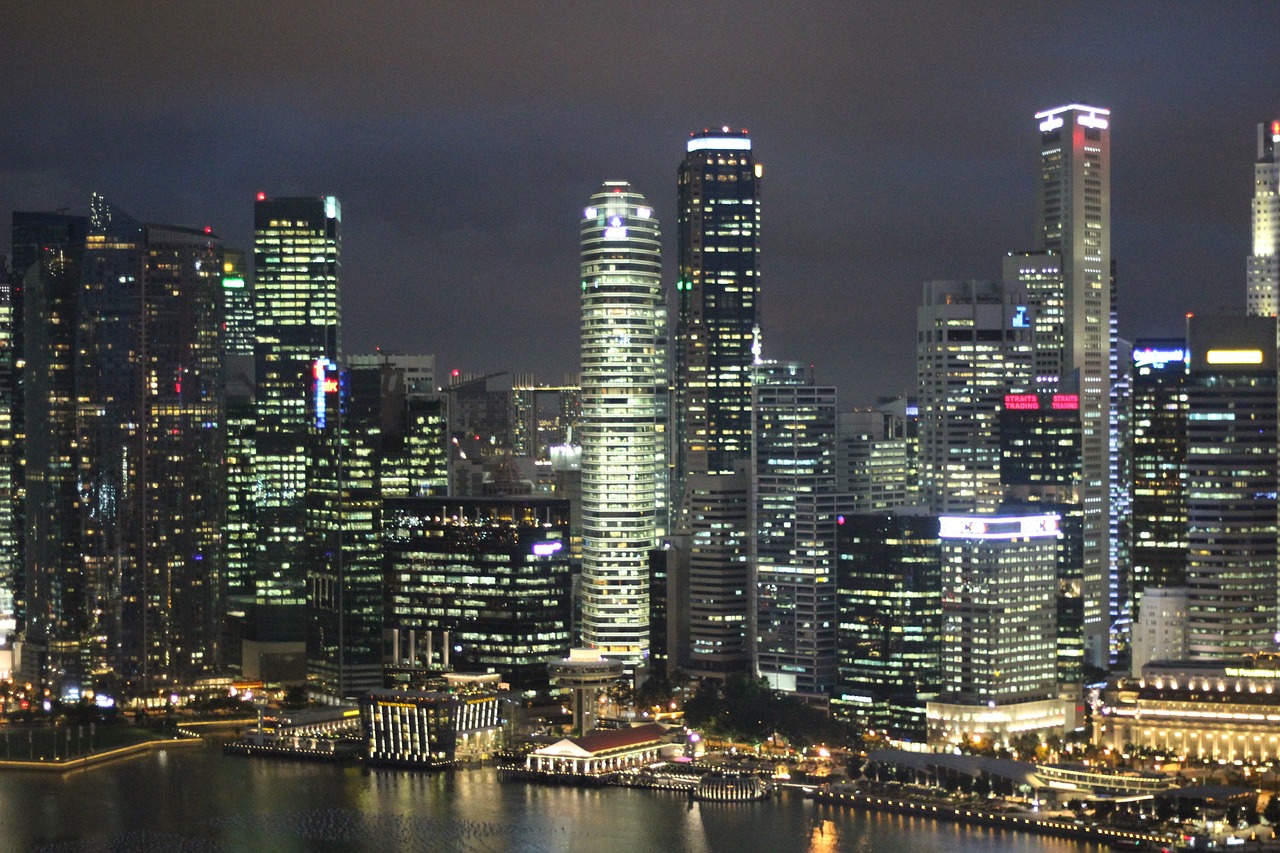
[3, 1, 1279, 402]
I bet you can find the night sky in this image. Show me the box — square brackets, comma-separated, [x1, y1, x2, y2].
[4, 2, 1278, 403]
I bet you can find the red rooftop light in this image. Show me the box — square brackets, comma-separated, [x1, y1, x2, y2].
[256, 192, 266, 201]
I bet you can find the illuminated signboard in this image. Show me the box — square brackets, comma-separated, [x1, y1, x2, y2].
[603, 216, 627, 240]
[1004, 394, 1040, 411]
[687, 137, 752, 153]
[1011, 305, 1030, 328]
[1051, 394, 1079, 410]
[1206, 349, 1264, 365]
[1133, 347, 1186, 369]
[222, 276, 245, 289]
[313, 358, 338, 428]
[938, 514, 1060, 540]
[532, 541, 564, 557]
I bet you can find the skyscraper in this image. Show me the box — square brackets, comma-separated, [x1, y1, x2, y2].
[674, 127, 762, 486]
[1034, 103, 1112, 665]
[1247, 120, 1280, 317]
[32, 196, 226, 692]
[753, 382, 839, 697]
[834, 510, 942, 739]
[931, 513, 1062, 745]
[12, 211, 88, 687]
[1128, 340, 1188, 617]
[253, 195, 340, 623]
[1185, 314, 1278, 659]
[916, 279, 1033, 514]
[578, 182, 665, 666]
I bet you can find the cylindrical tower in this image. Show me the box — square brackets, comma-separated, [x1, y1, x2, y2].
[579, 182, 663, 666]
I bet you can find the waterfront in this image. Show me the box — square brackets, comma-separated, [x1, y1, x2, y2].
[0, 746, 1111, 853]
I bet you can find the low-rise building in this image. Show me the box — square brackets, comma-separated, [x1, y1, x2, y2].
[523, 723, 671, 777]
[1097, 655, 1280, 761]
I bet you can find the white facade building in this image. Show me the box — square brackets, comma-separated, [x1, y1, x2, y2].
[1248, 120, 1280, 317]
[578, 182, 665, 666]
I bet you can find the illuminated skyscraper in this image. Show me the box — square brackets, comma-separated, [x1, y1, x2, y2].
[753, 383, 839, 697]
[1034, 103, 1111, 665]
[253, 195, 340, 621]
[1185, 315, 1278, 659]
[1128, 340, 1188, 617]
[578, 182, 664, 666]
[75, 196, 225, 690]
[916, 279, 1033, 514]
[674, 128, 762, 486]
[930, 513, 1061, 745]
[11, 211, 88, 687]
[222, 250, 256, 606]
[1247, 120, 1280, 317]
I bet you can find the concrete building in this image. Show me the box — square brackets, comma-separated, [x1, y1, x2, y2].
[917, 279, 1033, 514]
[1185, 315, 1278, 658]
[1034, 104, 1112, 667]
[930, 513, 1064, 745]
[1247, 120, 1280, 317]
[1130, 587, 1188, 677]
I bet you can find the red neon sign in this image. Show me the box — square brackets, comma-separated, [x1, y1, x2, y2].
[322, 378, 339, 393]
[1004, 394, 1040, 410]
[1051, 394, 1079, 410]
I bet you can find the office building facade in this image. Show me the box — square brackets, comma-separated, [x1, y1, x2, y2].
[1034, 103, 1112, 665]
[578, 182, 665, 665]
[1248, 120, 1280, 317]
[1185, 315, 1278, 659]
[674, 128, 762, 484]
[916, 279, 1033, 514]
[834, 510, 942, 739]
[1128, 340, 1188, 618]
[383, 497, 573, 691]
[253, 195, 341, 618]
[753, 383, 840, 696]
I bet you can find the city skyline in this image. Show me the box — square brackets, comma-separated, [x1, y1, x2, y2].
[3, 3, 1278, 404]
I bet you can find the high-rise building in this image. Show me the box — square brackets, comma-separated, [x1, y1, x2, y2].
[1128, 341, 1189, 618]
[674, 128, 762, 485]
[253, 195, 340, 621]
[1034, 103, 1112, 665]
[307, 356, 450, 699]
[836, 408, 911, 511]
[916, 279, 1033, 514]
[998, 390, 1084, 683]
[383, 497, 573, 692]
[1247, 120, 1280, 317]
[930, 513, 1062, 745]
[681, 469, 751, 678]
[73, 196, 225, 690]
[11, 211, 88, 687]
[752, 383, 839, 697]
[1003, 252, 1064, 388]
[1185, 314, 1278, 659]
[578, 182, 665, 666]
[834, 510, 942, 740]
[222, 250, 256, 607]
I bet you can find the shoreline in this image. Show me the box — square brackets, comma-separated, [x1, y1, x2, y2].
[810, 787, 1173, 848]
[0, 735, 203, 772]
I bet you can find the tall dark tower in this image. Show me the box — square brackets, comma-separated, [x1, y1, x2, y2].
[253, 195, 340, 634]
[674, 128, 762, 491]
[11, 211, 88, 687]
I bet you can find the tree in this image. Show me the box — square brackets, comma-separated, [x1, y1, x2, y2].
[1263, 794, 1280, 825]
[280, 685, 309, 710]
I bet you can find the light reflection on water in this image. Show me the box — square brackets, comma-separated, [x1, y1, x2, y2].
[0, 748, 1108, 853]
